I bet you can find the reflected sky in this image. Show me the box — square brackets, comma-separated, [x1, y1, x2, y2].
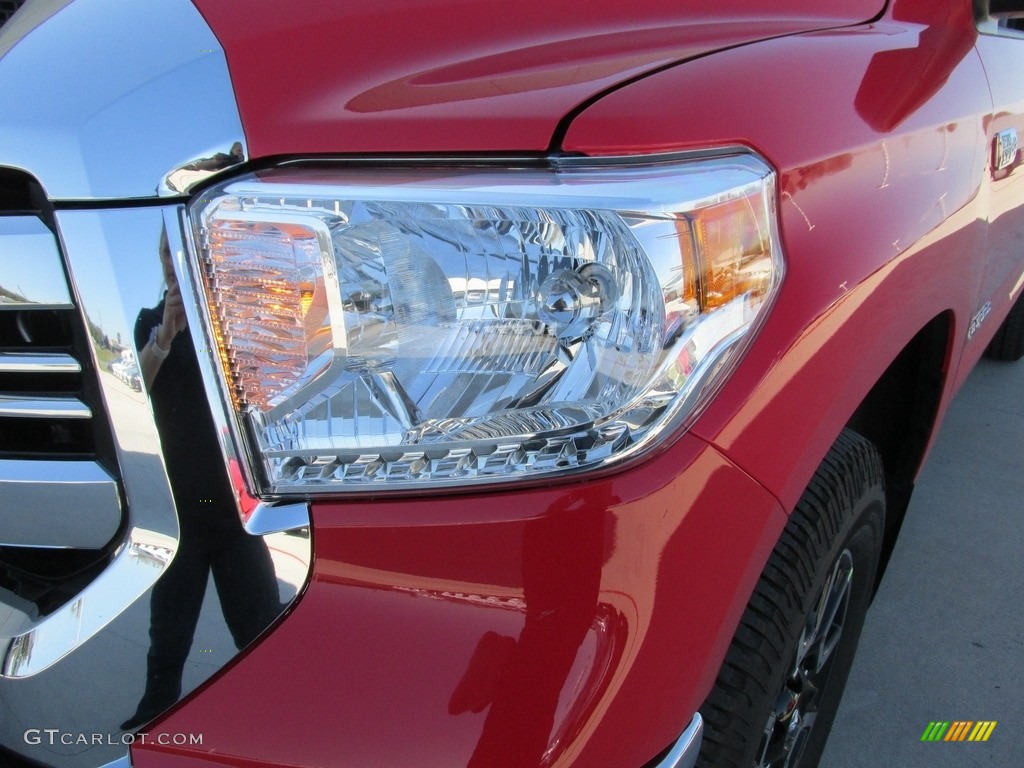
[61, 208, 169, 349]
[0, 217, 73, 307]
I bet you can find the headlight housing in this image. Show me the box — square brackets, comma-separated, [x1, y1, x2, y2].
[183, 152, 782, 495]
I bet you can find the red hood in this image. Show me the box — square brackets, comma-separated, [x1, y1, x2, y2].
[194, 0, 885, 158]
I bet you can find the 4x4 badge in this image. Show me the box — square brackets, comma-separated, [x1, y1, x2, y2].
[994, 128, 1018, 172]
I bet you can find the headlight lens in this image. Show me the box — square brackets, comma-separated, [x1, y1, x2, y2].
[185, 153, 782, 494]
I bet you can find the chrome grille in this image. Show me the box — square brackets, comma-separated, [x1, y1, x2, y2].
[0, 2, 310, 760]
[0, 175, 124, 618]
[0, 307, 94, 458]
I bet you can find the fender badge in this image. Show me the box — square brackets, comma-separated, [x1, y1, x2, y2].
[994, 128, 1018, 173]
[968, 301, 992, 340]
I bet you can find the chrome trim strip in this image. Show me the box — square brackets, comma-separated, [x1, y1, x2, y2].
[0, 394, 91, 419]
[0, 0, 246, 201]
[273, 146, 754, 171]
[244, 500, 311, 536]
[166, 211, 315, 538]
[0, 1, 73, 62]
[0, 459, 122, 548]
[165, 206, 266, 504]
[160, 141, 246, 196]
[652, 713, 703, 768]
[0, 204, 179, 767]
[2, 528, 177, 676]
[0, 216, 73, 309]
[0, 352, 81, 373]
[1, 207, 180, 681]
[1, 205, 312, 768]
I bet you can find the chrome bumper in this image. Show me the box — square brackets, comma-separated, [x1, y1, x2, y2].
[652, 714, 704, 768]
[0, 203, 313, 768]
[0, 3, 310, 764]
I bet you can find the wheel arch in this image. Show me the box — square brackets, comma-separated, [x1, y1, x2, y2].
[843, 310, 953, 584]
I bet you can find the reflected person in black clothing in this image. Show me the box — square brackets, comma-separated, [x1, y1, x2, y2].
[121, 230, 282, 730]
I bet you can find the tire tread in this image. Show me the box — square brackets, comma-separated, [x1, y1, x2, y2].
[696, 430, 884, 768]
[985, 293, 1024, 362]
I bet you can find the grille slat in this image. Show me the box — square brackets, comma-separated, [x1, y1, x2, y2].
[0, 394, 92, 419]
[0, 217, 100, 458]
[0, 352, 81, 373]
[0, 458, 121, 548]
[0, 177, 124, 618]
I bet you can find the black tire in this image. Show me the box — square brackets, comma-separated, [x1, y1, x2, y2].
[697, 429, 885, 768]
[984, 292, 1024, 361]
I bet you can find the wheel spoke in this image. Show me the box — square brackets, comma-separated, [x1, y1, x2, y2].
[759, 548, 856, 767]
[813, 551, 853, 671]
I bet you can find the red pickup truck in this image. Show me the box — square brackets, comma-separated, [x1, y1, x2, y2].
[1, 1, 1022, 767]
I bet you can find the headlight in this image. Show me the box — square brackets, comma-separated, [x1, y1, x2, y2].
[183, 152, 782, 494]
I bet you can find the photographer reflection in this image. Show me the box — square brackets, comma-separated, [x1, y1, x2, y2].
[121, 229, 282, 731]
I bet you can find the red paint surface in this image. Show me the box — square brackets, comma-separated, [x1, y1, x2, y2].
[563, 0, 1004, 511]
[133, 435, 785, 767]
[132, 0, 1024, 765]
[192, 0, 885, 156]
[963, 24, 1024, 386]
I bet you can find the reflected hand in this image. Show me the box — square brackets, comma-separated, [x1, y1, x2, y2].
[159, 280, 187, 348]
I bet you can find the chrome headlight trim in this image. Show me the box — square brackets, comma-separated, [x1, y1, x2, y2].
[178, 149, 784, 498]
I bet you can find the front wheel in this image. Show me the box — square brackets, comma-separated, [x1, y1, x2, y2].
[698, 429, 885, 768]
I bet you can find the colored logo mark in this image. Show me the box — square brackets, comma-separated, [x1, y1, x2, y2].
[921, 721, 997, 742]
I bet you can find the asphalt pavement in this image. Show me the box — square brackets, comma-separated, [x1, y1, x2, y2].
[821, 356, 1024, 767]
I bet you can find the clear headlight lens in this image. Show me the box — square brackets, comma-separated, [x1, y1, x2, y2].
[185, 153, 782, 494]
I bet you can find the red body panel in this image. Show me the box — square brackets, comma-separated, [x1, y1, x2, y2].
[135, 436, 785, 767]
[564, 0, 1000, 510]
[962, 30, 1024, 386]
[131, 0, 1024, 766]
[191, 0, 885, 155]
